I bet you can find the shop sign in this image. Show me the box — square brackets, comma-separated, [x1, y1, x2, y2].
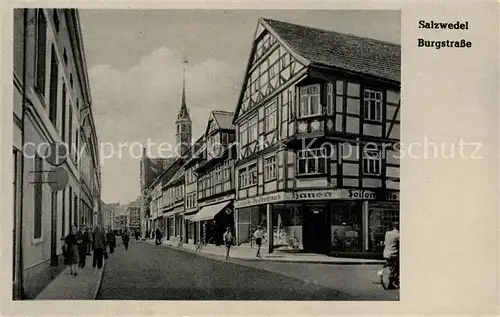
[347, 189, 399, 201]
[234, 192, 285, 208]
[200, 194, 235, 207]
[286, 189, 342, 201]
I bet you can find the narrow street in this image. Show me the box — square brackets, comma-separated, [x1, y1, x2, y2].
[97, 240, 399, 300]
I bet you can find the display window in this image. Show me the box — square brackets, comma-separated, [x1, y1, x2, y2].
[330, 201, 363, 251]
[368, 202, 399, 252]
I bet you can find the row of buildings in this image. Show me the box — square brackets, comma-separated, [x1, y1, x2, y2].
[140, 18, 400, 257]
[102, 199, 141, 234]
[13, 9, 102, 299]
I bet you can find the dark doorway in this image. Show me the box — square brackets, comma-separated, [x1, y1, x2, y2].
[302, 205, 330, 254]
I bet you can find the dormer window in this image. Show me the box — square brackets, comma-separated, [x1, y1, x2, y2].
[299, 84, 321, 118]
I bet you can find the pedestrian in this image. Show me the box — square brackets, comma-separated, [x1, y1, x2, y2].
[92, 225, 106, 269]
[155, 228, 162, 246]
[223, 227, 233, 260]
[383, 221, 400, 289]
[64, 225, 80, 276]
[86, 226, 93, 256]
[76, 226, 86, 268]
[253, 226, 265, 258]
[106, 227, 116, 254]
[122, 228, 130, 250]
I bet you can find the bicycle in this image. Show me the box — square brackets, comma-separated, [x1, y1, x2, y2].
[377, 258, 400, 290]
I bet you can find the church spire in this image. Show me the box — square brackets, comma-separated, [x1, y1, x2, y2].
[178, 60, 189, 120]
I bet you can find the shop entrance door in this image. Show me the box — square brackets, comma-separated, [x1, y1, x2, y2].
[303, 206, 330, 254]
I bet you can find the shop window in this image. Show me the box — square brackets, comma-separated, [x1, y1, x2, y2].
[368, 202, 399, 252]
[273, 204, 302, 249]
[299, 84, 321, 117]
[363, 148, 381, 176]
[297, 148, 327, 175]
[330, 202, 362, 251]
[239, 163, 257, 188]
[363, 89, 383, 122]
[264, 155, 276, 181]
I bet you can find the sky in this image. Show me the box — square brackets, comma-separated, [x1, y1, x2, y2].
[79, 10, 401, 205]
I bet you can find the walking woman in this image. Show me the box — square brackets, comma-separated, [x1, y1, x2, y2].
[64, 225, 80, 276]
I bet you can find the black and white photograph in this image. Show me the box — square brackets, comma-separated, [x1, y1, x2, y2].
[13, 8, 401, 301]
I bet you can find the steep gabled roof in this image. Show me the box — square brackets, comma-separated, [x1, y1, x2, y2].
[262, 18, 400, 83]
[165, 167, 184, 187]
[212, 110, 235, 131]
[233, 18, 400, 123]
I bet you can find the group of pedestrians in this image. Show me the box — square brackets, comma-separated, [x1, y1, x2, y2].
[63, 224, 132, 276]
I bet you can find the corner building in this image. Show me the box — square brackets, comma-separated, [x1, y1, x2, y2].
[232, 19, 400, 257]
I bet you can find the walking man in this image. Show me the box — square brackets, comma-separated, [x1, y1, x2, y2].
[253, 226, 265, 258]
[106, 227, 116, 254]
[122, 228, 130, 250]
[77, 226, 87, 268]
[92, 225, 106, 269]
[223, 227, 233, 260]
[155, 228, 162, 246]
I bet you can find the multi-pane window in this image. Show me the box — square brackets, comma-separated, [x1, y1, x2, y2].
[297, 148, 327, 175]
[36, 10, 47, 96]
[326, 83, 334, 115]
[239, 164, 257, 188]
[61, 189, 66, 237]
[223, 160, 231, 180]
[34, 155, 43, 239]
[239, 123, 248, 146]
[264, 101, 277, 133]
[49, 45, 58, 127]
[364, 89, 383, 122]
[299, 84, 321, 117]
[68, 106, 73, 155]
[248, 116, 258, 142]
[264, 155, 277, 181]
[61, 84, 67, 142]
[363, 148, 381, 175]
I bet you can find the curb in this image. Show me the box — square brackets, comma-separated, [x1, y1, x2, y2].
[143, 241, 383, 265]
[92, 259, 106, 299]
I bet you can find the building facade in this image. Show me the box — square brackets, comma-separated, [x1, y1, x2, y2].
[128, 199, 141, 232]
[189, 111, 237, 245]
[232, 19, 400, 257]
[140, 150, 176, 236]
[182, 136, 205, 244]
[13, 9, 101, 299]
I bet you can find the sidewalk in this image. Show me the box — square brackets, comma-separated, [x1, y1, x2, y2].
[35, 262, 105, 300]
[143, 239, 384, 264]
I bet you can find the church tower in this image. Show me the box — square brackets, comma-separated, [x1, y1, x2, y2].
[175, 60, 192, 157]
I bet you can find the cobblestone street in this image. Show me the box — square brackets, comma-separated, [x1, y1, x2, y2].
[97, 240, 398, 300]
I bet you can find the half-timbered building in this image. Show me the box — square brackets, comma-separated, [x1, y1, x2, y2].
[189, 111, 237, 245]
[182, 135, 205, 244]
[232, 18, 400, 257]
[161, 166, 185, 241]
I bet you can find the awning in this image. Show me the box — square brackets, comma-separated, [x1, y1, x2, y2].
[191, 201, 231, 222]
[184, 214, 195, 221]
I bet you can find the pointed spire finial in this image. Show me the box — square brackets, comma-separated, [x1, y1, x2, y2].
[181, 59, 188, 109]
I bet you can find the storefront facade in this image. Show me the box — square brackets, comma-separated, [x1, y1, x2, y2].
[234, 188, 399, 256]
[231, 19, 400, 257]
